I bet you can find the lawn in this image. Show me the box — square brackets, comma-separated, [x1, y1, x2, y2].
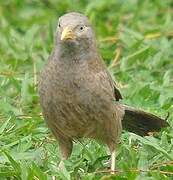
[0, 0, 173, 179]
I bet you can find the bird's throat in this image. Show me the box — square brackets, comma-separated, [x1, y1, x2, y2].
[56, 42, 98, 64]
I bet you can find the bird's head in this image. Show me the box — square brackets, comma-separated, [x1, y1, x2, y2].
[55, 12, 97, 57]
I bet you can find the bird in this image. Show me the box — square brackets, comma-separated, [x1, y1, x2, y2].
[38, 12, 168, 172]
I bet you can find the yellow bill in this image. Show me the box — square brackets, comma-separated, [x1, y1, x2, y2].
[61, 27, 75, 41]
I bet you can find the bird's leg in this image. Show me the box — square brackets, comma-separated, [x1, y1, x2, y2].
[58, 139, 73, 170]
[111, 150, 116, 174]
[108, 143, 116, 174]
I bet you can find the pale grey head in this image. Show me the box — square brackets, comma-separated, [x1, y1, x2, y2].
[54, 12, 98, 60]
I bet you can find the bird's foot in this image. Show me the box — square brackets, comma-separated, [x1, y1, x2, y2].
[58, 160, 65, 171]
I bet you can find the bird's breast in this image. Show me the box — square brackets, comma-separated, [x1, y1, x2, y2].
[39, 60, 118, 139]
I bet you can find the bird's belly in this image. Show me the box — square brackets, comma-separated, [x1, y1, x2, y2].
[44, 79, 114, 139]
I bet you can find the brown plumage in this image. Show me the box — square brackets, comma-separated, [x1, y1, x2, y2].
[38, 12, 168, 171]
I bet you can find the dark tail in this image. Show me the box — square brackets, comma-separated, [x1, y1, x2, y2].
[122, 105, 168, 136]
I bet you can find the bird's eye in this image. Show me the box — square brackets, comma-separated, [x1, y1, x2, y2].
[80, 26, 84, 31]
[58, 23, 61, 28]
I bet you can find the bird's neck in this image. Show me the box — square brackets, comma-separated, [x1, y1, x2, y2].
[54, 42, 99, 64]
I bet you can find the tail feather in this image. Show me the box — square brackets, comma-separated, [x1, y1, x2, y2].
[122, 105, 168, 136]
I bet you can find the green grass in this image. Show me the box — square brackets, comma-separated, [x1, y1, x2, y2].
[0, 0, 173, 179]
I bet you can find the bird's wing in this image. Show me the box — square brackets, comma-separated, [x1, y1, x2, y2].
[106, 71, 122, 101]
[97, 64, 122, 101]
[113, 81, 122, 101]
[89, 56, 122, 101]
